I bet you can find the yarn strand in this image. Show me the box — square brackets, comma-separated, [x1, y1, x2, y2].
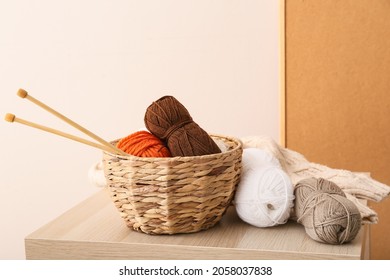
[294, 177, 361, 244]
[116, 130, 171, 157]
[241, 135, 390, 224]
[234, 148, 294, 227]
[144, 96, 221, 157]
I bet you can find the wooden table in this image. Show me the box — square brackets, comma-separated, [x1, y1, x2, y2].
[25, 189, 370, 260]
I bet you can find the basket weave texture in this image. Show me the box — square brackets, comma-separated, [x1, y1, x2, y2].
[102, 135, 242, 234]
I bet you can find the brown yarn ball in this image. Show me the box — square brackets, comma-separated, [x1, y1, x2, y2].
[294, 177, 362, 245]
[144, 95, 221, 157]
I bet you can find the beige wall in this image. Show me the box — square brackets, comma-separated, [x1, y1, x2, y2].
[0, 0, 281, 259]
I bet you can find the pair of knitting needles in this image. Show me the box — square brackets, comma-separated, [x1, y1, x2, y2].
[5, 89, 128, 156]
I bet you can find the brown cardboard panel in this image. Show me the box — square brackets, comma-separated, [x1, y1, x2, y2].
[285, 0, 390, 259]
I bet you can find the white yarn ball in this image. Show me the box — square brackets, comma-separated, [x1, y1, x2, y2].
[242, 148, 281, 173]
[234, 148, 294, 227]
[88, 161, 107, 188]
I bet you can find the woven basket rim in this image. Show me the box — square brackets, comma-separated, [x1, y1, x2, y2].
[104, 133, 242, 162]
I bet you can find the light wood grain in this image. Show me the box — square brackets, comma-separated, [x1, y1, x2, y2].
[25, 189, 368, 260]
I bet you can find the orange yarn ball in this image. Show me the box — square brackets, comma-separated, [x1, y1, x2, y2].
[116, 130, 171, 157]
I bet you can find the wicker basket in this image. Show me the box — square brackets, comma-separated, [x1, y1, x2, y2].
[102, 134, 242, 234]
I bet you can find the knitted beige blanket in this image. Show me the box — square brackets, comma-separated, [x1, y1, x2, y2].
[241, 136, 390, 224]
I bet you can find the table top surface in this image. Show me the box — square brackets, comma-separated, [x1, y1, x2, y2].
[25, 189, 367, 260]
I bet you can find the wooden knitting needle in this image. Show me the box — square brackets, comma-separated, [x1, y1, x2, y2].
[16, 89, 127, 156]
[5, 113, 119, 155]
